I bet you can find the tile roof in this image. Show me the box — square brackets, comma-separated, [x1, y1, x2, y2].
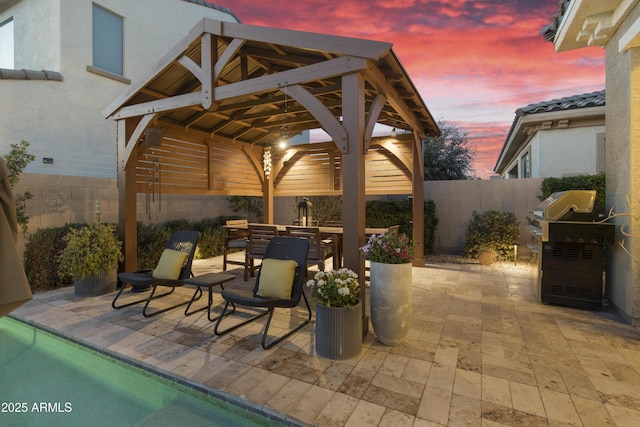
[0, 68, 63, 81]
[517, 89, 605, 115]
[540, 0, 572, 42]
[495, 89, 605, 173]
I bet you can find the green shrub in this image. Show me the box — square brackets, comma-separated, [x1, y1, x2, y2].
[57, 223, 123, 281]
[24, 217, 233, 291]
[464, 210, 519, 261]
[24, 224, 81, 292]
[135, 217, 231, 267]
[540, 173, 606, 207]
[190, 217, 227, 258]
[295, 196, 343, 225]
[365, 199, 438, 255]
[136, 222, 171, 269]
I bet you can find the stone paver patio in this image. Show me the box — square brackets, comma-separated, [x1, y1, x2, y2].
[9, 254, 640, 426]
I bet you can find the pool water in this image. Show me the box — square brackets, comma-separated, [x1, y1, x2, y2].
[0, 317, 278, 427]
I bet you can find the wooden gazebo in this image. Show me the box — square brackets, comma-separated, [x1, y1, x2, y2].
[104, 18, 439, 291]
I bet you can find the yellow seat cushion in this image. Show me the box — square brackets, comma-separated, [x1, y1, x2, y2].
[152, 249, 188, 279]
[256, 258, 297, 299]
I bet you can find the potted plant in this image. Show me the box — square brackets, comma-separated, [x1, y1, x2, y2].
[57, 223, 123, 297]
[306, 268, 362, 360]
[360, 232, 415, 345]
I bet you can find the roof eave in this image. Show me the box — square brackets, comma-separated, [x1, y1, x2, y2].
[552, 0, 636, 52]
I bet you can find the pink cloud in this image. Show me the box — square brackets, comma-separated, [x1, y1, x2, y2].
[214, 0, 605, 178]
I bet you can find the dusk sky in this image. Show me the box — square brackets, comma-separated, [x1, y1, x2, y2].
[215, 0, 606, 178]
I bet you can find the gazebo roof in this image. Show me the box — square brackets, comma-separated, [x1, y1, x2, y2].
[104, 18, 439, 149]
[107, 18, 438, 283]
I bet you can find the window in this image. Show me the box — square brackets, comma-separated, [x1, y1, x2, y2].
[0, 17, 14, 69]
[521, 151, 531, 178]
[92, 4, 123, 76]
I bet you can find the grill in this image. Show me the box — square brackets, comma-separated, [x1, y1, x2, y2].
[527, 190, 615, 309]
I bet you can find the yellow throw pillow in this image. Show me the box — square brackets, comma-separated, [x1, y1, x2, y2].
[256, 258, 297, 299]
[152, 249, 188, 279]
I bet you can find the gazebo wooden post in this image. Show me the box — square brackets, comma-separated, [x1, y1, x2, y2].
[341, 72, 368, 335]
[117, 118, 138, 274]
[412, 132, 425, 267]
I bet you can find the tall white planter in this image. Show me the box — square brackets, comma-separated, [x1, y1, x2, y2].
[369, 261, 412, 345]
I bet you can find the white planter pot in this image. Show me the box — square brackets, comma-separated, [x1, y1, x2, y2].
[369, 261, 412, 345]
[74, 268, 117, 297]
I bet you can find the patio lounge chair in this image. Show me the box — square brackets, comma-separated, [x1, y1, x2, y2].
[112, 230, 199, 317]
[213, 236, 311, 349]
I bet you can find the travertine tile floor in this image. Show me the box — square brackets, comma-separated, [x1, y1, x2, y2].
[10, 254, 640, 426]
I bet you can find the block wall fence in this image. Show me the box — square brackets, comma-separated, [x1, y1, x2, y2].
[13, 173, 544, 258]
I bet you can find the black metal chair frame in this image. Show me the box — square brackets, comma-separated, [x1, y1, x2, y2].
[214, 236, 311, 350]
[112, 230, 200, 317]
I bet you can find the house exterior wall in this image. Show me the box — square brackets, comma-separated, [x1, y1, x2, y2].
[499, 125, 605, 179]
[0, 0, 238, 179]
[537, 126, 605, 178]
[605, 3, 640, 325]
[9, 0, 61, 70]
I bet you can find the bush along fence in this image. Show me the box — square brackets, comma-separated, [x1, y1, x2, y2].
[365, 199, 438, 255]
[24, 216, 241, 293]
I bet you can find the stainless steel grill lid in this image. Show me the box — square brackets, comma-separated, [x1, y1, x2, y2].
[532, 190, 596, 221]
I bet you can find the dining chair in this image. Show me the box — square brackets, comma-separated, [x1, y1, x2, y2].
[223, 219, 248, 271]
[324, 220, 343, 227]
[292, 219, 319, 226]
[286, 226, 333, 272]
[244, 224, 279, 281]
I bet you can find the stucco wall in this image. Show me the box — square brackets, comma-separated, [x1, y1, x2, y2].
[500, 124, 605, 179]
[605, 3, 640, 325]
[14, 173, 545, 261]
[537, 126, 605, 178]
[424, 178, 543, 256]
[8, 0, 60, 69]
[0, 0, 238, 180]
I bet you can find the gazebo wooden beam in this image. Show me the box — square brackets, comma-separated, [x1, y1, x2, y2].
[412, 131, 425, 267]
[212, 20, 393, 60]
[364, 94, 387, 152]
[363, 60, 426, 137]
[341, 72, 368, 335]
[287, 84, 348, 153]
[214, 56, 367, 102]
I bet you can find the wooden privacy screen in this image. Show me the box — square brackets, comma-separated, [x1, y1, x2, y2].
[134, 132, 414, 196]
[136, 134, 209, 195]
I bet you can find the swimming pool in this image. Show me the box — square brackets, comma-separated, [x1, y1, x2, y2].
[0, 317, 280, 427]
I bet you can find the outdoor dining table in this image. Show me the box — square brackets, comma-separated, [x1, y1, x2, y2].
[222, 223, 388, 269]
